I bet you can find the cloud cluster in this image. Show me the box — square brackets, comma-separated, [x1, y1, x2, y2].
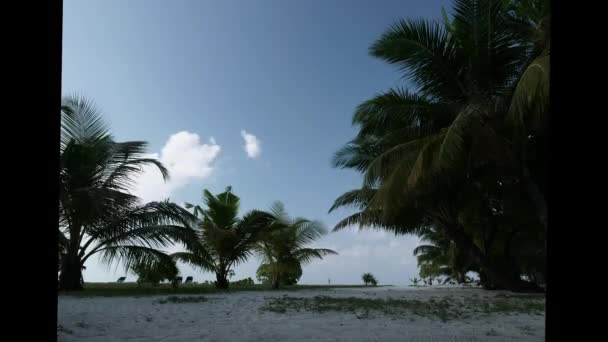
[132, 131, 221, 202]
[241, 130, 261, 159]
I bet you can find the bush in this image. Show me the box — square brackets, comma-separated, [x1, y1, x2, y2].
[362, 273, 378, 286]
[132, 263, 178, 287]
[256, 263, 302, 286]
[232, 277, 255, 285]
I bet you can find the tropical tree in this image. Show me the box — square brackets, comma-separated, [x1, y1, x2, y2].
[330, 0, 547, 292]
[256, 262, 302, 286]
[172, 187, 274, 289]
[362, 273, 378, 286]
[133, 261, 178, 286]
[58, 96, 199, 290]
[414, 226, 474, 284]
[254, 202, 337, 289]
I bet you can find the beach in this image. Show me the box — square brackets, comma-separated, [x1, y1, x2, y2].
[58, 286, 545, 342]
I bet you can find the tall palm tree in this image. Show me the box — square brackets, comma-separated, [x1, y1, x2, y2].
[331, 0, 547, 292]
[172, 187, 274, 289]
[59, 96, 199, 290]
[254, 202, 337, 289]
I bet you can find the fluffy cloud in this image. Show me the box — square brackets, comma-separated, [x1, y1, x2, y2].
[240, 130, 261, 159]
[132, 131, 220, 203]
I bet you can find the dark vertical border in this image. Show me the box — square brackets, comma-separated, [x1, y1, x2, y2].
[13, 0, 63, 339]
[6, 0, 62, 338]
[547, 0, 601, 340]
[47, 0, 63, 338]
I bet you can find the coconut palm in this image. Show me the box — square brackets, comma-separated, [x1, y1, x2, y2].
[254, 202, 337, 289]
[172, 187, 274, 289]
[58, 96, 199, 290]
[363, 0, 550, 228]
[330, 0, 546, 292]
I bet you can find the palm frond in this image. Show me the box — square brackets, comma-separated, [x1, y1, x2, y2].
[332, 206, 429, 236]
[171, 251, 216, 272]
[61, 95, 110, 149]
[202, 188, 240, 229]
[353, 88, 453, 133]
[451, 0, 529, 95]
[506, 54, 550, 135]
[328, 188, 376, 213]
[370, 18, 465, 101]
[332, 136, 382, 172]
[363, 136, 432, 187]
[294, 248, 338, 265]
[435, 105, 482, 170]
[98, 245, 178, 276]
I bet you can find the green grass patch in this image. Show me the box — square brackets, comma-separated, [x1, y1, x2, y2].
[59, 282, 374, 297]
[261, 294, 544, 321]
[157, 296, 209, 304]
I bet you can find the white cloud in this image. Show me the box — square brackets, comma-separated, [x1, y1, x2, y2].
[132, 131, 221, 202]
[240, 130, 261, 159]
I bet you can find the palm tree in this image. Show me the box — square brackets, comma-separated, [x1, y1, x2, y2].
[254, 202, 337, 289]
[330, 0, 546, 292]
[414, 227, 474, 284]
[172, 187, 274, 289]
[59, 96, 199, 290]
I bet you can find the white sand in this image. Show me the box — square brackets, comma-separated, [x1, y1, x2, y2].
[58, 286, 544, 342]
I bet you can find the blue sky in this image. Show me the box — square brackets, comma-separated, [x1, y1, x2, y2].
[63, 0, 449, 285]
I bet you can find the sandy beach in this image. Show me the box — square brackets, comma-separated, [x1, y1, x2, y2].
[58, 286, 545, 342]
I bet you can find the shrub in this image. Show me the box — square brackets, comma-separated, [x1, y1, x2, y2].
[362, 273, 378, 286]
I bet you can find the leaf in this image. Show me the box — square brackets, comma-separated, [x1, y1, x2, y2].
[506, 54, 550, 135]
[441, 6, 455, 33]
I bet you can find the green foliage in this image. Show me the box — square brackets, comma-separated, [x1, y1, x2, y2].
[330, 0, 548, 292]
[232, 277, 255, 285]
[254, 202, 337, 288]
[362, 273, 378, 286]
[132, 261, 178, 286]
[172, 187, 276, 289]
[256, 262, 302, 286]
[58, 96, 199, 291]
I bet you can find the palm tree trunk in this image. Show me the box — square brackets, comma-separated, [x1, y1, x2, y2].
[457, 272, 465, 284]
[271, 271, 280, 289]
[522, 166, 547, 233]
[59, 252, 83, 291]
[215, 272, 229, 289]
[478, 269, 490, 288]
